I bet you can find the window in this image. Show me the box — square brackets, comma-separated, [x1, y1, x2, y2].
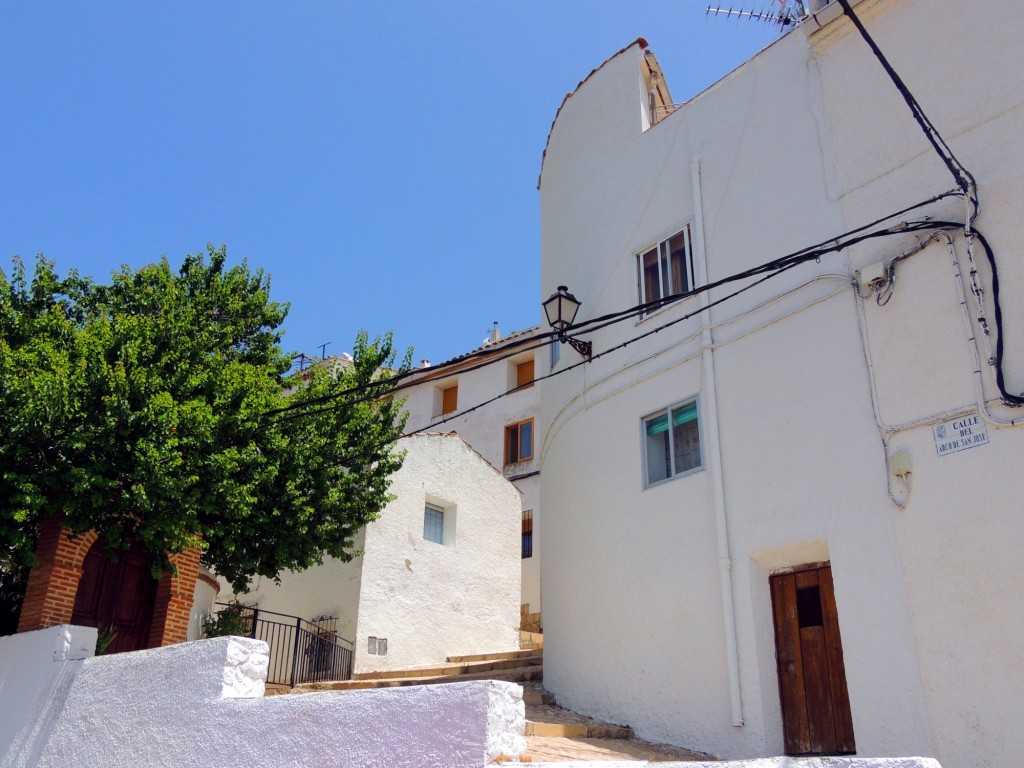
[441, 383, 458, 414]
[423, 503, 445, 544]
[521, 510, 533, 559]
[504, 419, 534, 465]
[642, 399, 702, 486]
[549, 339, 560, 369]
[508, 356, 536, 393]
[515, 359, 535, 390]
[637, 225, 695, 315]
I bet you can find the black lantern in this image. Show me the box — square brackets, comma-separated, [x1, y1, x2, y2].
[543, 285, 592, 359]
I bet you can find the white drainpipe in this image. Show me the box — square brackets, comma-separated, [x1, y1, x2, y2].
[692, 160, 744, 727]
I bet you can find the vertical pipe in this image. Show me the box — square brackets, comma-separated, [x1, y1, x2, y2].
[692, 160, 745, 727]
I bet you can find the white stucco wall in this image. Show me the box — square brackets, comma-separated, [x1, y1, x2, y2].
[2, 629, 525, 768]
[0, 625, 97, 768]
[537, 2, 1024, 766]
[808, 3, 1024, 764]
[355, 432, 522, 672]
[225, 433, 521, 674]
[404, 337, 543, 615]
[222, 528, 366, 644]
[186, 566, 221, 641]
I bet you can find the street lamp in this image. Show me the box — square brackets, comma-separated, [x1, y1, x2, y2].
[543, 285, 592, 359]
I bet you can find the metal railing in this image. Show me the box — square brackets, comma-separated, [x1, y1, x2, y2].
[212, 603, 354, 687]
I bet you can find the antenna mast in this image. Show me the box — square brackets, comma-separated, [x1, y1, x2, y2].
[706, 0, 807, 29]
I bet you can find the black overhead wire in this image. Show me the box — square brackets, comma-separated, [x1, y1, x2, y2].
[267, 188, 964, 425]
[972, 230, 1024, 405]
[264, 327, 559, 420]
[401, 264, 802, 440]
[267, 333, 561, 425]
[572, 190, 963, 336]
[272, 3, 1022, 424]
[835, 0, 976, 211]
[267, 198, 978, 427]
[837, 0, 1021, 405]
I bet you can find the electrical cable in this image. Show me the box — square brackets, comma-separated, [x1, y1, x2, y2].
[835, 0, 976, 213]
[407, 218, 1017, 439]
[969, 230, 1024, 406]
[268, 0, 1024, 429]
[399, 264, 801, 440]
[834, 0, 1020, 406]
[264, 328, 558, 419]
[266, 191, 962, 423]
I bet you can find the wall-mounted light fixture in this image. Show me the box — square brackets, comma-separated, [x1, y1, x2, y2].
[543, 285, 592, 359]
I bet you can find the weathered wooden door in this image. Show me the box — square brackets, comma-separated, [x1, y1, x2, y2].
[770, 564, 855, 756]
[71, 541, 158, 653]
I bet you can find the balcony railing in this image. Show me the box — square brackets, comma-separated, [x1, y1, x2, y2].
[212, 603, 354, 687]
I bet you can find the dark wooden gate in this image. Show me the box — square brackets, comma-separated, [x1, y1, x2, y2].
[770, 563, 856, 756]
[71, 540, 158, 653]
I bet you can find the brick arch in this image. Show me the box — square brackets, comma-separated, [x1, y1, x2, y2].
[18, 513, 202, 649]
[17, 513, 95, 633]
[63, 529, 100, 572]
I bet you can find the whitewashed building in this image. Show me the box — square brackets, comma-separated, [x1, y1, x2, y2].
[537, 1, 1024, 767]
[223, 432, 521, 673]
[402, 326, 545, 628]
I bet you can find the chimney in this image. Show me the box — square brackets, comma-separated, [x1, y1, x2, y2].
[419, 359, 431, 368]
[490, 321, 501, 344]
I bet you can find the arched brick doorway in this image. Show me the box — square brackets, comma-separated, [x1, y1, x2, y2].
[71, 540, 159, 653]
[18, 513, 202, 650]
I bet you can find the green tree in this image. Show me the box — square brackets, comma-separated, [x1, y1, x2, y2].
[0, 247, 408, 595]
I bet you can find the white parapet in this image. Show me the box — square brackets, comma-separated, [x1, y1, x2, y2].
[0, 624, 97, 768]
[0, 627, 525, 768]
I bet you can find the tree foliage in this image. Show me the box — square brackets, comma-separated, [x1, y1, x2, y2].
[0, 247, 409, 592]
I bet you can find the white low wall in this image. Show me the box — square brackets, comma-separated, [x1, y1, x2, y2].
[0, 627, 525, 768]
[0, 625, 97, 768]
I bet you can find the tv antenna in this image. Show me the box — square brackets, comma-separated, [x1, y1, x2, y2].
[706, 0, 807, 29]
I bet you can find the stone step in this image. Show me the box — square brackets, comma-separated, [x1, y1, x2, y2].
[519, 630, 543, 646]
[525, 721, 589, 738]
[522, 689, 555, 705]
[352, 652, 542, 681]
[446, 649, 541, 664]
[525, 701, 634, 740]
[292, 663, 544, 693]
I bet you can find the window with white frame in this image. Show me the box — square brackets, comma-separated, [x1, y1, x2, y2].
[423, 502, 445, 544]
[549, 339, 560, 369]
[637, 225, 695, 315]
[642, 398, 702, 487]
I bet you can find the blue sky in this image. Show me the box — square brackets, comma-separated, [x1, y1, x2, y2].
[1, 3, 776, 366]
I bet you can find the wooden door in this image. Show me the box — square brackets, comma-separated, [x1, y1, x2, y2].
[770, 564, 855, 756]
[72, 541, 158, 653]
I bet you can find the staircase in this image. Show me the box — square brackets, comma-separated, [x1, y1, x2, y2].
[292, 647, 543, 692]
[289, 632, 640, 745]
